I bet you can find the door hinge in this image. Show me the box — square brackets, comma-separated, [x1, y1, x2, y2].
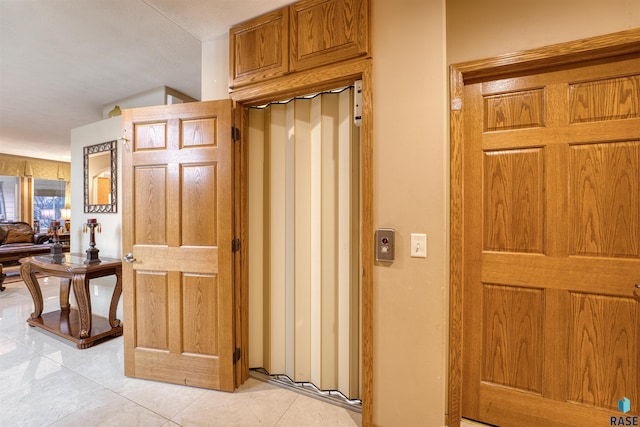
[232, 238, 241, 252]
[232, 126, 240, 142]
[233, 348, 241, 364]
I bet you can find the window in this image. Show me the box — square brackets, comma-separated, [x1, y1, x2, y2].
[33, 179, 66, 231]
[0, 176, 20, 221]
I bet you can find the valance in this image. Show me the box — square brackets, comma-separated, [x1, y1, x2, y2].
[0, 154, 70, 181]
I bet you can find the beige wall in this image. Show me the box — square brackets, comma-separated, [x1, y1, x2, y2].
[371, 1, 448, 426]
[201, 34, 230, 101]
[447, 0, 640, 64]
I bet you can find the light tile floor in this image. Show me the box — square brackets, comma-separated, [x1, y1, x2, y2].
[0, 276, 361, 427]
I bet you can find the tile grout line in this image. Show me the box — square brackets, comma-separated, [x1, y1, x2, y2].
[272, 393, 302, 427]
[37, 351, 176, 426]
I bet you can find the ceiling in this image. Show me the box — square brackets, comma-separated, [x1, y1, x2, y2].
[0, 0, 292, 162]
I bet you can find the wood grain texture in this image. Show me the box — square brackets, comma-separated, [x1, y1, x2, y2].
[568, 293, 638, 410]
[134, 166, 167, 245]
[570, 74, 640, 123]
[290, 0, 369, 72]
[360, 64, 373, 427]
[135, 271, 168, 350]
[456, 28, 640, 85]
[481, 118, 640, 151]
[479, 383, 634, 427]
[229, 8, 289, 87]
[235, 20, 282, 72]
[295, 0, 352, 57]
[542, 142, 569, 259]
[570, 141, 640, 257]
[483, 148, 544, 253]
[132, 246, 218, 274]
[230, 0, 368, 89]
[122, 100, 236, 392]
[235, 105, 250, 385]
[182, 118, 218, 147]
[134, 122, 167, 150]
[542, 288, 570, 402]
[447, 66, 464, 427]
[122, 109, 136, 377]
[484, 89, 545, 131]
[461, 83, 485, 421]
[181, 163, 217, 246]
[132, 347, 221, 389]
[482, 252, 640, 296]
[182, 273, 219, 356]
[452, 30, 640, 427]
[230, 57, 368, 106]
[482, 284, 543, 393]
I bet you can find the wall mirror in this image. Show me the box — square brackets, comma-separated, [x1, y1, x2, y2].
[84, 140, 117, 213]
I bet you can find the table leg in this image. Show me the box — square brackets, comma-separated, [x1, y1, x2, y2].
[21, 262, 43, 319]
[109, 269, 122, 328]
[0, 264, 5, 291]
[60, 278, 71, 311]
[72, 273, 92, 338]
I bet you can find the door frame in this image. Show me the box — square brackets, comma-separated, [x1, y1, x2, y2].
[448, 28, 640, 427]
[230, 57, 374, 427]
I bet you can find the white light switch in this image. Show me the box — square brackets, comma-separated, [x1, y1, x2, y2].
[411, 233, 427, 258]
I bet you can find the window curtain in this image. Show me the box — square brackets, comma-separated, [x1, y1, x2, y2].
[0, 154, 70, 181]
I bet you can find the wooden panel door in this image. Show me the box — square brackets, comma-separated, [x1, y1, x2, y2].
[462, 57, 640, 426]
[290, 0, 369, 72]
[121, 100, 236, 391]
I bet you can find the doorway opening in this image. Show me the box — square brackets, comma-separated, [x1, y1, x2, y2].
[245, 86, 362, 411]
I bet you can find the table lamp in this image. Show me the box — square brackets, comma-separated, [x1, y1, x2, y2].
[60, 209, 71, 233]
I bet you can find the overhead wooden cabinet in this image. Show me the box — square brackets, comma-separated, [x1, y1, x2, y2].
[229, 0, 370, 89]
[229, 8, 289, 88]
[290, 0, 369, 72]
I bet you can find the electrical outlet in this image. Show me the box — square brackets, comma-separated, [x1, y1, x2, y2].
[411, 233, 427, 258]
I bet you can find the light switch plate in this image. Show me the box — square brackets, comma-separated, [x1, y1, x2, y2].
[411, 233, 427, 258]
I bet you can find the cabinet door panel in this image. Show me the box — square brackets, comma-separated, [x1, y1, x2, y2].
[290, 0, 369, 72]
[229, 8, 289, 88]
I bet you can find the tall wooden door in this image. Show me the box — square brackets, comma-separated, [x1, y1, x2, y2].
[121, 100, 236, 391]
[462, 56, 640, 425]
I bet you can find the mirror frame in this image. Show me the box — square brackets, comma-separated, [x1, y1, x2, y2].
[84, 140, 117, 213]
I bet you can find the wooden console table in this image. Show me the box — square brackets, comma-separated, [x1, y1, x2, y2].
[20, 254, 123, 349]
